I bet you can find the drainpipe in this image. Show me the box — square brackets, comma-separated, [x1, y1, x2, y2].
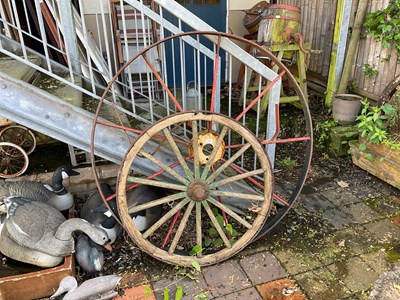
[325, 0, 353, 107]
[337, 0, 369, 94]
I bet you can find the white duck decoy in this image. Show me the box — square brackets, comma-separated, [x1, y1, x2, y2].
[0, 165, 79, 211]
[0, 196, 110, 268]
[79, 183, 120, 244]
[75, 233, 105, 274]
[93, 185, 164, 232]
[50, 275, 121, 300]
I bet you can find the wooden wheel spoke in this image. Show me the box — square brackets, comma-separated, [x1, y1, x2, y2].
[211, 190, 264, 202]
[191, 120, 200, 179]
[127, 176, 186, 191]
[168, 201, 195, 254]
[128, 192, 187, 214]
[201, 125, 229, 180]
[195, 202, 202, 257]
[202, 201, 231, 248]
[142, 53, 183, 112]
[143, 198, 191, 239]
[209, 168, 264, 189]
[139, 150, 190, 185]
[207, 143, 252, 183]
[163, 128, 194, 181]
[207, 197, 252, 229]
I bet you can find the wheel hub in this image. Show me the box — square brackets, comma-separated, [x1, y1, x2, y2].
[187, 180, 209, 202]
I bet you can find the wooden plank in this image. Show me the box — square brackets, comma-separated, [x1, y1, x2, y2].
[350, 140, 400, 190]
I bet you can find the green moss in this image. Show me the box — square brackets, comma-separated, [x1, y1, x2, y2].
[365, 198, 380, 209]
[386, 245, 400, 263]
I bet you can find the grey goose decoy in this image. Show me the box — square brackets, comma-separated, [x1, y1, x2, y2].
[50, 275, 121, 300]
[79, 183, 120, 244]
[0, 165, 79, 211]
[75, 233, 105, 274]
[93, 185, 164, 232]
[0, 196, 110, 268]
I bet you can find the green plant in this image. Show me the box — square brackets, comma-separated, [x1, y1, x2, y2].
[346, 80, 358, 93]
[356, 98, 394, 144]
[362, 63, 379, 78]
[314, 118, 338, 155]
[278, 157, 298, 168]
[364, 0, 400, 59]
[203, 208, 237, 249]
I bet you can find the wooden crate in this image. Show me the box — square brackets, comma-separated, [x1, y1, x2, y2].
[349, 140, 400, 190]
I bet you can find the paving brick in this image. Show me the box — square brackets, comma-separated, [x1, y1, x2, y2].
[213, 287, 262, 300]
[322, 208, 354, 229]
[294, 267, 352, 300]
[272, 248, 321, 275]
[321, 190, 361, 207]
[114, 285, 156, 300]
[239, 252, 286, 285]
[361, 250, 393, 274]
[202, 260, 251, 298]
[341, 203, 382, 224]
[365, 196, 400, 217]
[327, 256, 379, 293]
[256, 278, 307, 300]
[152, 274, 209, 300]
[334, 226, 378, 255]
[299, 194, 336, 213]
[363, 219, 400, 244]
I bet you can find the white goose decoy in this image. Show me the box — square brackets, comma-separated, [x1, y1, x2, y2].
[50, 275, 121, 300]
[75, 233, 105, 274]
[0, 165, 79, 211]
[79, 183, 120, 244]
[0, 196, 110, 268]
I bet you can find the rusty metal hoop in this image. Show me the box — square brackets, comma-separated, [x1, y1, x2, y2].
[90, 31, 313, 260]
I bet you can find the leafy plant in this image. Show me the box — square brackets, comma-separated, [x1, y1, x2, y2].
[356, 98, 394, 144]
[362, 63, 379, 78]
[314, 118, 338, 156]
[204, 208, 237, 248]
[278, 157, 298, 168]
[364, 0, 400, 58]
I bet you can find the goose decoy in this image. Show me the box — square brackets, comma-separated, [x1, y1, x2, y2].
[50, 275, 121, 300]
[79, 183, 120, 244]
[0, 165, 79, 211]
[75, 233, 105, 274]
[0, 196, 110, 268]
[93, 185, 164, 232]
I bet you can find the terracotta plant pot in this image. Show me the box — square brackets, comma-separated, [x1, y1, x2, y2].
[332, 94, 362, 125]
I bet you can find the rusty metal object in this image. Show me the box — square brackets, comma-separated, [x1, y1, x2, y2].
[189, 130, 224, 165]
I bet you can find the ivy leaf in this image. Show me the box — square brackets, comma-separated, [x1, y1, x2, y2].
[191, 260, 201, 272]
[164, 288, 170, 300]
[175, 286, 183, 300]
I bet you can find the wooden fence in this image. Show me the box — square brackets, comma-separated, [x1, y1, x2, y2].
[275, 0, 399, 99]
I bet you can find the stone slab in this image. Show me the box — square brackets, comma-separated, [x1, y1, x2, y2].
[239, 252, 286, 285]
[202, 260, 251, 298]
[213, 287, 262, 300]
[341, 202, 382, 224]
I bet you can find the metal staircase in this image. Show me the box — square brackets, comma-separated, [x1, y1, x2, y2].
[0, 0, 281, 172]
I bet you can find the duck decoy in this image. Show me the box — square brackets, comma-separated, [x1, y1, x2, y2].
[0, 196, 110, 268]
[0, 165, 79, 211]
[50, 275, 121, 300]
[93, 185, 164, 232]
[75, 233, 105, 274]
[79, 183, 120, 244]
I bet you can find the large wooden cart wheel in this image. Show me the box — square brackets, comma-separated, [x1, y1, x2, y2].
[0, 142, 29, 178]
[117, 111, 273, 266]
[91, 31, 313, 265]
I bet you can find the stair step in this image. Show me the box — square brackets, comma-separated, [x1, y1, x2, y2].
[32, 73, 82, 107]
[0, 55, 41, 82]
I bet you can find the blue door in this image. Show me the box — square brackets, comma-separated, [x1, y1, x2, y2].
[163, 0, 227, 87]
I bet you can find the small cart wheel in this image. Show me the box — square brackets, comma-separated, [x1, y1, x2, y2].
[0, 125, 36, 155]
[117, 111, 273, 266]
[0, 142, 29, 178]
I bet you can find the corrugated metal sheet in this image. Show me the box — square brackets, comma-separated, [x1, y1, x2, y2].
[274, 0, 399, 99]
